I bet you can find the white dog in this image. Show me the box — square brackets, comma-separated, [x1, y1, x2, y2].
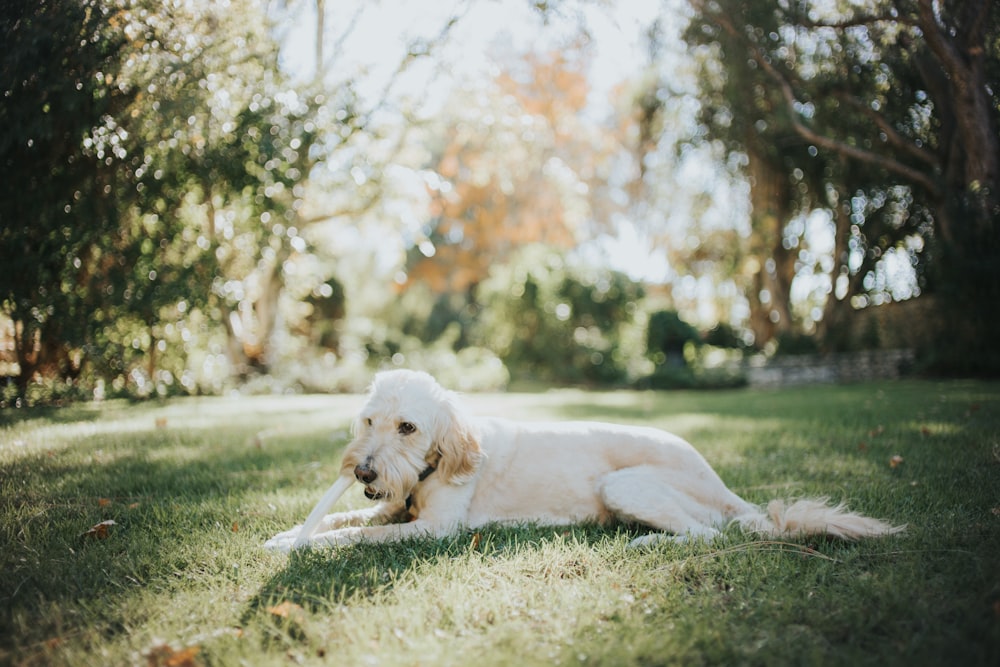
[265, 369, 904, 551]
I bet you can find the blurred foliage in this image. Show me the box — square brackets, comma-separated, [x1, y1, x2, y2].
[474, 247, 645, 385]
[643, 310, 697, 389]
[682, 0, 999, 368]
[774, 331, 821, 357]
[404, 43, 615, 294]
[704, 322, 746, 350]
[2, 0, 997, 405]
[1, 0, 345, 402]
[646, 310, 698, 361]
[0, 0, 129, 394]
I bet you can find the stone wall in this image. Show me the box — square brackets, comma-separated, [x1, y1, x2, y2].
[843, 296, 941, 351]
[733, 297, 935, 388]
[742, 349, 916, 388]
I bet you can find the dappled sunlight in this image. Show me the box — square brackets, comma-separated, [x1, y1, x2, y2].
[250, 525, 662, 663]
[0, 394, 362, 462]
[0, 381, 997, 663]
[2, 0, 998, 659]
[901, 420, 965, 438]
[2, 0, 997, 407]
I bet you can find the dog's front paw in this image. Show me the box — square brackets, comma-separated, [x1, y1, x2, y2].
[263, 525, 304, 552]
[263, 535, 296, 552]
[308, 527, 362, 547]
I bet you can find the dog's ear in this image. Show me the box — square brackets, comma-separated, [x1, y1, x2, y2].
[432, 392, 483, 484]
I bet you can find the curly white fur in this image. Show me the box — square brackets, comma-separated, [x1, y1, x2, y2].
[265, 369, 904, 551]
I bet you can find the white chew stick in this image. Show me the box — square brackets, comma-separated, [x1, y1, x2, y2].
[292, 474, 354, 548]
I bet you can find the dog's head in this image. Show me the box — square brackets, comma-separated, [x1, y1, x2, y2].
[340, 369, 483, 502]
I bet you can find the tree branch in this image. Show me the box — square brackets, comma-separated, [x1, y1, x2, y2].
[915, 0, 968, 82]
[711, 9, 941, 199]
[799, 12, 919, 31]
[320, 2, 367, 77]
[366, 2, 470, 122]
[834, 91, 939, 168]
[299, 194, 381, 225]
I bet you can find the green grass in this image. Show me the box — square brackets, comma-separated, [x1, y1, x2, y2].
[1, 380, 999, 666]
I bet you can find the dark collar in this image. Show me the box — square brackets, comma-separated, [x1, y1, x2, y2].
[406, 464, 437, 512]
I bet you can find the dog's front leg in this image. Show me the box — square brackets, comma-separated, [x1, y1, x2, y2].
[264, 502, 406, 552]
[317, 503, 407, 530]
[305, 519, 452, 548]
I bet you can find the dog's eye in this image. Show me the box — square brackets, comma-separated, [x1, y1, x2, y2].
[366, 418, 373, 427]
[398, 421, 416, 435]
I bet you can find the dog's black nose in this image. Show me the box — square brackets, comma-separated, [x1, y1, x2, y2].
[354, 463, 377, 484]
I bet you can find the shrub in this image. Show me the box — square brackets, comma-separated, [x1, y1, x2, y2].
[473, 247, 644, 385]
[774, 331, 820, 356]
[645, 310, 698, 366]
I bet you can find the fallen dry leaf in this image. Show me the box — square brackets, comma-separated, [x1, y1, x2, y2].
[469, 532, 482, 550]
[98, 497, 112, 508]
[145, 643, 200, 667]
[155, 417, 168, 429]
[267, 601, 305, 623]
[889, 455, 904, 468]
[81, 519, 116, 540]
[231, 521, 239, 533]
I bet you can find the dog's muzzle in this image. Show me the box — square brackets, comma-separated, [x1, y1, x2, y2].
[354, 462, 377, 484]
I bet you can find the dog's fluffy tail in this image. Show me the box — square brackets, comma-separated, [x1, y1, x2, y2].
[733, 497, 905, 540]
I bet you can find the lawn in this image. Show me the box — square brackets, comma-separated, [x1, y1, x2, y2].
[1, 380, 999, 666]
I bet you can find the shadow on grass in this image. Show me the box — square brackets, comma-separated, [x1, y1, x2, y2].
[5, 382, 998, 660]
[244, 522, 644, 618]
[0, 420, 350, 655]
[0, 402, 106, 429]
[248, 541, 443, 614]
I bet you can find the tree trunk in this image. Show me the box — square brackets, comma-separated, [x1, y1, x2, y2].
[818, 177, 870, 351]
[147, 324, 156, 386]
[917, 0, 999, 221]
[746, 145, 795, 348]
[249, 255, 285, 371]
[818, 189, 852, 350]
[315, 0, 325, 80]
[915, 0, 1000, 373]
[12, 318, 36, 398]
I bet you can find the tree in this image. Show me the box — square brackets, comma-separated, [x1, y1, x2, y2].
[683, 0, 999, 368]
[88, 1, 290, 390]
[0, 0, 132, 396]
[473, 246, 644, 385]
[644, 309, 700, 388]
[402, 45, 596, 295]
[0, 0, 332, 397]
[612, 16, 756, 337]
